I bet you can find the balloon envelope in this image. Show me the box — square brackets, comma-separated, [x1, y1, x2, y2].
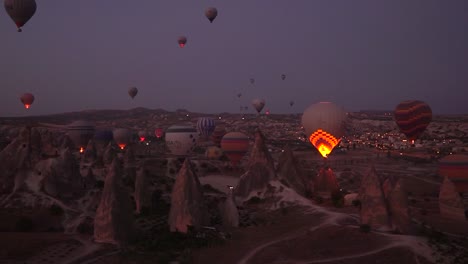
[165, 125, 198, 156]
[394, 100, 432, 142]
[205, 7, 218, 23]
[252, 99, 266, 113]
[281, 74, 286, 80]
[439, 154, 468, 192]
[220, 132, 250, 166]
[155, 128, 164, 139]
[178, 36, 187, 48]
[301, 102, 346, 158]
[138, 130, 148, 142]
[67, 120, 96, 151]
[20, 93, 34, 109]
[113, 128, 131, 149]
[128, 87, 138, 99]
[4, 0, 37, 32]
[211, 125, 227, 147]
[197, 117, 216, 138]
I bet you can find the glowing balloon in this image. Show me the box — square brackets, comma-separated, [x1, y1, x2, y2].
[113, 128, 131, 150]
[138, 130, 147, 142]
[178, 36, 187, 48]
[302, 102, 346, 158]
[67, 120, 96, 152]
[394, 100, 432, 143]
[20, 93, 34, 109]
[155, 128, 164, 139]
[220, 132, 250, 166]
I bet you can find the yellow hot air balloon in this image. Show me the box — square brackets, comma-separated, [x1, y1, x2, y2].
[301, 102, 346, 158]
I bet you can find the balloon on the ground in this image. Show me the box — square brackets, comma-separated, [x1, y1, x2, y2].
[439, 154, 468, 192]
[220, 132, 250, 166]
[281, 74, 286, 80]
[165, 125, 198, 156]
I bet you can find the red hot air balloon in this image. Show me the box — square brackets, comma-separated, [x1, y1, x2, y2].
[394, 100, 432, 144]
[178, 36, 187, 48]
[20, 93, 35, 109]
[138, 130, 147, 142]
[4, 0, 37, 32]
[439, 154, 468, 192]
[220, 132, 250, 166]
[155, 128, 164, 139]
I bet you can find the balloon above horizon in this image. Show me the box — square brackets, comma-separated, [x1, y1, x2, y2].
[302, 102, 347, 158]
[252, 99, 265, 114]
[394, 100, 432, 143]
[178, 36, 187, 48]
[205, 7, 218, 23]
[4, 0, 37, 32]
[20, 93, 34, 109]
[128, 87, 138, 99]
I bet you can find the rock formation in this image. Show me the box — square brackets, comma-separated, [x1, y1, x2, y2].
[103, 142, 117, 165]
[221, 186, 239, 228]
[134, 167, 150, 214]
[276, 146, 308, 196]
[439, 176, 466, 221]
[359, 165, 391, 231]
[168, 158, 206, 233]
[387, 179, 414, 234]
[314, 167, 339, 198]
[94, 158, 134, 246]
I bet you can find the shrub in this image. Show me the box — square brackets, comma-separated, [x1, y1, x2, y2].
[15, 217, 34, 232]
[359, 224, 371, 233]
[49, 204, 64, 216]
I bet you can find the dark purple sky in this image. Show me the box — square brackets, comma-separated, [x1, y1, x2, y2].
[1, 0, 467, 116]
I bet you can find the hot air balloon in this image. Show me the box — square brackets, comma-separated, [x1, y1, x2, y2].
[113, 128, 131, 150]
[165, 125, 198, 156]
[128, 87, 138, 99]
[205, 7, 218, 23]
[265, 109, 270, 115]
[281, 74, 286, 80]
[252, 99, 266, 114]
[205, 146, 223, 160]
[439, 154, 468, 193]
[178, 36, 187, 48]
[138, 130, 148, 142]
[197, 117, 216, 139]
[67, 120, 96, 152]
[4, 0, 37, 32]
[155, 128, 164, 139]
[237, 93, 242, 98]
[302, 102, 346, 158]
[394, 100, 432, 144]
[211, 125, 227, 147]
[250, 78, 255, 85]
[220, 132, 250, 166]
[20, 93, 34, 109]
[289, 100, 294, 107]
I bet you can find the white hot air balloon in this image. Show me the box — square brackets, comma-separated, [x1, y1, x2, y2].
[165, 125, 199, 156]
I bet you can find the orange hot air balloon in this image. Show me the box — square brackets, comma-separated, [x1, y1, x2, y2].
[178, 36, 187, 48]
[20, 93, 34, 109]
[302, 102, 346, 158]
[220, 132, 250, 166]
[439, 154, 468, 192]
[394, 100, 432, 144]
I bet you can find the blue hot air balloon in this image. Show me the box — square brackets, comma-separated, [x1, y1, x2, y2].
[197, 117, 216, 139]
